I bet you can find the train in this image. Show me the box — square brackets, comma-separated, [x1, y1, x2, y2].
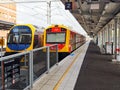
[4, 24, 86, 60]
[5, 24, 43, 56]
[3, 24, 46, 81]
[43, 24, 86, 59]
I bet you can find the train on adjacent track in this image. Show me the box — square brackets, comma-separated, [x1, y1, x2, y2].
[43, 24, 86, 59]
[5, 24, 43, 56]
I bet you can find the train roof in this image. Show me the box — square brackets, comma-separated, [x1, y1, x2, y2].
[11, 24, 44, 32]
[45, 24, 84, 35]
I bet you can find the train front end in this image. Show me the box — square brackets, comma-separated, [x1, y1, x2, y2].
[5, 24, 35, 55]
[44, 25, 69, 52]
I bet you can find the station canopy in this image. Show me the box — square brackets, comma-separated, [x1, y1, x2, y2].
[0, 20, 14, 30]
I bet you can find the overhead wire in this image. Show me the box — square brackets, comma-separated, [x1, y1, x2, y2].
[16, 3, 47, 22]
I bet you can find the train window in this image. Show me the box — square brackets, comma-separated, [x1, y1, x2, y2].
[46, 28, 52, 32]
[61, 28, 66, 32]
[11, 26, 31, 33]
[20, 34, 31, 44]
[13, 35, 19, 43]
[7, 34, 19, 44]
[7, 34, 13, 43]
[7, 33, 31, 44]
[7, 26, 32, 44]
[46, 33, 65, 43]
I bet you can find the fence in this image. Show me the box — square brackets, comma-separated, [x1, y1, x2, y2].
[0, 44, 58, 90]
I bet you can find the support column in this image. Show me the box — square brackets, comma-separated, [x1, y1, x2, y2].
[108, 24, 110, 42]
[109, 24, 112, 43]
[98, 32, 101, 47]
[105, 28, 107, 43]
[100, 32, 102, 47]
[102, 31, 104, 48]
[97, 33, 100, 46]
[102, 29, 105, 46]
[119, 18, 120, 50]
[118, 18, 120, 60]
[114, 18, 118, 59]
[111, 24, 114, 55]
[110, 24, 113, 54]
[106, 27, 108, 42]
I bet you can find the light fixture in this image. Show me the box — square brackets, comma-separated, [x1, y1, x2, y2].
[90, 3, 99, 9]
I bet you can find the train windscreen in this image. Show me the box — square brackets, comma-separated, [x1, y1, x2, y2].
[7, 26, 32, 50]
[8, 26, 32, 44]
[46, 33, 65, 43]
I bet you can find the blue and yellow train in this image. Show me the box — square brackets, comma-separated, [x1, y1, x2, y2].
[5, 24, 43, 56]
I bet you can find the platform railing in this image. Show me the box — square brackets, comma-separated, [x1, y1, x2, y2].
[0, 44, 58, 90]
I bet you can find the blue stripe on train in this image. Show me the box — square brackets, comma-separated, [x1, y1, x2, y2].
[8, 44, 30, 51]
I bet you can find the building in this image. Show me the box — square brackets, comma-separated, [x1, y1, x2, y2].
[0, 3, 16, 48]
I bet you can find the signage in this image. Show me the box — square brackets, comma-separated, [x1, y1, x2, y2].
[65, 2, 72, 10]
[52, 27, 61, 32]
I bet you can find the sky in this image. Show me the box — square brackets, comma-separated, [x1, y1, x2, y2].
[16, 0, 87, 36]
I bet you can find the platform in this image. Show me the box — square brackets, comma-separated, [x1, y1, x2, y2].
[74, 41, 120, 90]
[31, 41, 89, 90]
[31, 40, 120, 90]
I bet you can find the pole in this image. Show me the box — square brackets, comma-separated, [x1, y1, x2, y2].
[0, 37, 5, 89]
[56, 45, 58, 65]
[1, 61, 5, 90]
[1, 37, 4, 89]
[47, 47, 50, 73]
[47, 1, 51, 25]
[29, 51, 33, 89]
[0, 37, 3, 57]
